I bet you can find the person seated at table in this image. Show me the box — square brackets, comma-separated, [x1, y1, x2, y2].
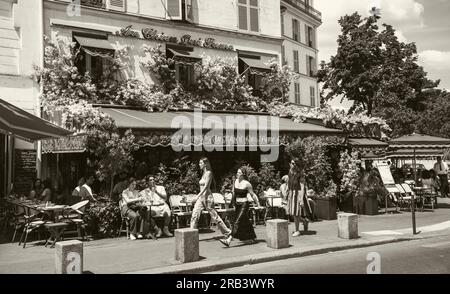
[280, 175, 289, 214]
[29, 178, 43, 200]
[139, 176, 173, 238]
[40, 179, 53, 203]
[422, 170, 440, 193]
[120, 178, 155, 240]
[79, 175, 97, 202]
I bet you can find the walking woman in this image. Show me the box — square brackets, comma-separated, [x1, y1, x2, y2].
[220, 168, 261, 247]
[190, 157, 231, 239]
[287, 158, 312, 237]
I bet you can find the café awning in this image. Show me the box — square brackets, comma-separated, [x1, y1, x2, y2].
[99, 107, 343, 147]
[386, 149, 445, 159]
[0, 98, 72, 142]
[348, 138, 388, 148]
[167, 48, 202, 61]
[389, 133, 450, 149]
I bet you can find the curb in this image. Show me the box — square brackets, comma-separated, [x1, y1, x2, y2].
[123, 236, 421, 274]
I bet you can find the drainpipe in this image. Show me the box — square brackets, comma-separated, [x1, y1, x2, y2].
[36, 0, 44, 179]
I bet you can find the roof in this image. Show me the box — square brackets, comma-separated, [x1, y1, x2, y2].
[348, 138, 388, 148]
[99, 108, 343, 134]
[0, 98, 72, 142]
[390, 133, 450, 149]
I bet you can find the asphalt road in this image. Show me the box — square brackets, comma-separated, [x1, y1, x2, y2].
[209, 234, 450, 274]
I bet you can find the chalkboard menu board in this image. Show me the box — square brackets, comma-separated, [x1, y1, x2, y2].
[14, 150, 37, 195]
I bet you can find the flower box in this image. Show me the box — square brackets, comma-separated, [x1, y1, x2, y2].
[315, 198, 337, 220]
[355, 195, 379, 215]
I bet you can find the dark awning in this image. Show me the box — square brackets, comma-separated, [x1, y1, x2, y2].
[99, 107, 343, 147]
[389, 133, 450, 149]
[386, 148, 445, 159]
[74, 36, 115, 58]
[348, 138, 388, 148]
[0, 98, 72, 142]
[239, 57, 271, 71]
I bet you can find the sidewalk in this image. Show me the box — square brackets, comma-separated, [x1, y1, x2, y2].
[1, 201, 449, 274]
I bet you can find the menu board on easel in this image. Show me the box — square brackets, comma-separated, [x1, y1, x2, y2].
[375, 162, 396, 185]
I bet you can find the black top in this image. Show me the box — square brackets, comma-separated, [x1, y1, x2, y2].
[234, 187, 248, 198]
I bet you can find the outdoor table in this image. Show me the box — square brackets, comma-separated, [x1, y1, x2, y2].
[262, 191, 283, 221]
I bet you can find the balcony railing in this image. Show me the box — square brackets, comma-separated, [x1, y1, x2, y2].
[282, 0, 322, 21]
[80, 0, 106, 9]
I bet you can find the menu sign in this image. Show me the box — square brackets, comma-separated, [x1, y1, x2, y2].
[41, 135, 87, 154]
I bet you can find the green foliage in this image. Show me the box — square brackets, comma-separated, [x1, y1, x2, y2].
[338, 150, 362, 196]
[285, 137, 335, 197]
[257, 163, 282, 196]
[83, 197, 122, 238]
[417, 89, 450, 139]
[154, 156, 200, 196]
[318, 12, 438, 137]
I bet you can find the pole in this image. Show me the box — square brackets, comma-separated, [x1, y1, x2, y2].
[412, 148, 417, 235]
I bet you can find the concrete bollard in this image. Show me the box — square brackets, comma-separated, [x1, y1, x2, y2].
[338, 213, 358, 239]
[175, 228, 199, 263]
[55, 240, 83, 274]
[266, 219, 289, 249]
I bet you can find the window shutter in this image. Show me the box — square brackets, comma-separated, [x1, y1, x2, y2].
[185, 0, 193, 23]
[238, 4, 248, 30]
[292, 19, 296, 40]
[311, 28, 316, 48]
[249, 7, 259, 32]
[306, 55, 310, 76]
[166, 0, 182, 20]
[311, 57, 317, 76]
[107, 0, 126, 12]
[305, 25, 309, 46]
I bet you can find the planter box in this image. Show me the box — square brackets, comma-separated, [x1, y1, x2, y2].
[315, 198, 337, 220]
[356, 196, 379, 215]
[338, 193, 355, 213]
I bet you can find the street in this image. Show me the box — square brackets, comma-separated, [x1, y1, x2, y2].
[209, 234, 450, 274]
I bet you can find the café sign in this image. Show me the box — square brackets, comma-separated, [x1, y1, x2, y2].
[41, 135, 88, 154]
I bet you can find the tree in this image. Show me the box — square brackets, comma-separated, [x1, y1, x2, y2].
[318, 12, 438, 137]
[417, 89, 450, 138]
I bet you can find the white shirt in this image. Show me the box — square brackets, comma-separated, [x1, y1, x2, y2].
[82, 184, 92, 196]
[139, 186, 167, 206]
[433, 161, 448, 175]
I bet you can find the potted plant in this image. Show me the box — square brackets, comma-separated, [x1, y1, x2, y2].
[312, 181, 338, 220]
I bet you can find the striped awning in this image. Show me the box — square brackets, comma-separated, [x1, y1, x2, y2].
[389, 133, 450, 149]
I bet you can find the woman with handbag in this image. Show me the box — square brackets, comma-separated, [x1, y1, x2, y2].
[287, 158, 312, 237]
[190, 157, 231, 240]
[119, 178, 155, 240]
[220, 168, 261, 247]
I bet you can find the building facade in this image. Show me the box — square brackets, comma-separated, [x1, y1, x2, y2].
[280, 0, 321, 107]
[1, 0, 322, 195]
[0, 0, 44, 196]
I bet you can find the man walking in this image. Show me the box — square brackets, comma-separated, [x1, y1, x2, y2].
[433, 157, 449, 198]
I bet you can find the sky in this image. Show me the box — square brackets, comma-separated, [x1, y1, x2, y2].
[315, 0, 450, 109]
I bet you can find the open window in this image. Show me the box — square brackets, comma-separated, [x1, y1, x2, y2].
[166, 45, 201, 89]
[238, 55, 271, 97]
[73, 34, 115, 82]
[166, 0, 193, 23]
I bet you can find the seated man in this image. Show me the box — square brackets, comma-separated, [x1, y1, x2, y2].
[140, 176, 173, 238]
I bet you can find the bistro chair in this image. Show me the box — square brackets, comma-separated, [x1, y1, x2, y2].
[169, 195, 192, 229]
[18, 210, 49, 248]
[118, 207, 130, 239]
[212, 193, 234, 228]
[264, 196, 285, 224]
[60, 200, 89, 240]
[10, 203, 26, 243]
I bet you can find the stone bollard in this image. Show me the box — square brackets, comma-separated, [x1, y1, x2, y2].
[175, 228, 199, 263]
[55, 240, 83, 274]
[338, 213, 358, 239]
[266, 219, 289, 249]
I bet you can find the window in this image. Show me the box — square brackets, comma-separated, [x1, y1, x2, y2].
[107, 0, 126, 12]
[166, 0, 193, 22]
[294, 83, 300, 104]
[238, 0, 259, 32]
[167, 46, 201, 89]
[292, 19, 299, 42]
[293, 50, 299, 73]
[307, 55, 316, 76]
[310, 86, 316, 107]
[176, 63, 195, 89]
[73, 35, 115, 83]
[281, 45, 286, 65]
[281, 14, 284, 36]
[306, 25, 315, 48]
